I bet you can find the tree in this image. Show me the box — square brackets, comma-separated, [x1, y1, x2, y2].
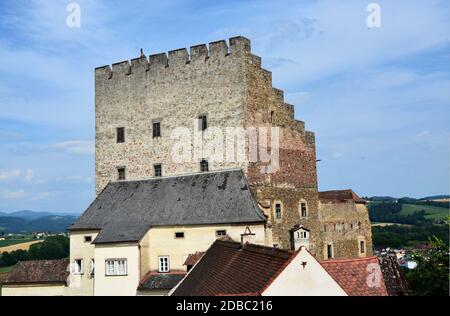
[405, 237, 449, 296]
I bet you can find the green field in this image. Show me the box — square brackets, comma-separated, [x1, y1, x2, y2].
[400, 204, 449, 220]
[0, 239, 34, 248]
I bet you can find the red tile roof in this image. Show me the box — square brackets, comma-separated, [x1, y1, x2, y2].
[1, 259, 69, 285]
[319, 190, 366, 204]
[321, 257, 388, 296]
[172, 240, 294, 296]
[184, 252, 205, 266]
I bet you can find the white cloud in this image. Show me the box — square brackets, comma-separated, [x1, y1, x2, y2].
[54, 140, 94, 156]
[0, 169, 22, 181]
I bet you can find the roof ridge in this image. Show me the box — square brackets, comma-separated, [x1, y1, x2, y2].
[321, 256, 378, 264]
[110, 168, 244, 184]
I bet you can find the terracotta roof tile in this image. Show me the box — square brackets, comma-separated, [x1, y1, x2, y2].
[184, 252, 205, 266]
[321, 257, 388, 296]
[172, 240, 293, 296]
[1, 259, 69, 285]
[319, 190, 366, 204]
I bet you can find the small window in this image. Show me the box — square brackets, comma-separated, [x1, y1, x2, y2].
[116, 127, 125, 143]
[153, 122, 161, 138]
[74, 259, 83, 275]
[105, 259, 127, 276]
[117, 168, 126, 180]
[216, 230, 226, 237]
[275, 203, 282, 219]
[200, 159, 209, 172]
[154, 164, 162, 177]
[159, 256, 170, 273]
[175, 232, 184, 239]
[327, 244, 333, 259]
[360, 241, 365, 254]
[84, 236, 92, 243]
[198, 115, 207, 131]
[300, 202, 308, 218]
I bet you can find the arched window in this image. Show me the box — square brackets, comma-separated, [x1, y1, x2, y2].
[299, 200, 308, 218]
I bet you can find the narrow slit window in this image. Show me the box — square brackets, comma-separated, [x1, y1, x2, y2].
[116, 127, 125, 143]
[275, 203, 282, 219]
[360, 241, 365, 254]
[153, 122, 161, 138]
[327, 244, 333, 259]
[198, 115, 207, 131]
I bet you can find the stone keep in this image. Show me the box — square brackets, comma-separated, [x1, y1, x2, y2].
[95, 36, 372, 259]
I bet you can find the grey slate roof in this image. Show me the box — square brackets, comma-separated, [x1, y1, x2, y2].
[138, 273, 186, 290]
[69, 169, 266, 244]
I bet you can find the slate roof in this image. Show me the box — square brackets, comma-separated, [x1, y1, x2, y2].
[138, 272, 186, 291]
[319, 190, 366, 204]
[69, 169, 266, 244]
[1, 259, 69, 285]
[321, 257, 388, 296]
[171, 240, 294, 296]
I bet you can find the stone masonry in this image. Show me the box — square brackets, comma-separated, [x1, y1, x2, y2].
[94, 36, 372, 260]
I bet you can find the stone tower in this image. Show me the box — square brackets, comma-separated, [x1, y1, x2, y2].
[94, 36, 372, 259]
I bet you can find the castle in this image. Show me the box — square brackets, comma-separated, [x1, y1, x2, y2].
[95, 36, 372, 257]
[1, 36, 373, 296]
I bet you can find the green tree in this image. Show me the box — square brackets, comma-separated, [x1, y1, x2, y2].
[405, 237, 449, 296]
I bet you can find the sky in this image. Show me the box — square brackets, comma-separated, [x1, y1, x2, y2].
[0, 0, 449, 214]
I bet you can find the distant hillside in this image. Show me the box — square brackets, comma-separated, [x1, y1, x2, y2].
[0, 212, 78, 234]
[422, 195, 450, 200]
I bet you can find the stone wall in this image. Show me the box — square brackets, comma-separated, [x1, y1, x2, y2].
[94, 36, 373, 260]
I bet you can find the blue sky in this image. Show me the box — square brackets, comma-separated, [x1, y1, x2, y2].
[0, 0, 449, 214]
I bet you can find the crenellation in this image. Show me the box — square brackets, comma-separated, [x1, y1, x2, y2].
[95, 65, 112, 80]
[305, 131, 316, 147]
[168, 48, 189, 66]
[230, 36, 251, 54]
[190, 44, 209, 62]
[273, 88, 284, 104]
[149, 53, 168, 68]
[283, 103, 295, 119]
[112, 60, 131, 76]
[131, 56, 149, 73]
[249, 54, 262, 67]
[209, 40, 229, 58]
[293, 120, 305, 134]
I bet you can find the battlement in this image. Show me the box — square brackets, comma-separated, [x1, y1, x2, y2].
[95, 36, 252, 80]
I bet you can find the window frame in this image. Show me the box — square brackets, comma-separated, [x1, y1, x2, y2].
[154, 164, 162, 177]
[116, 127, 125, 143]
[73, 259, 84, 275]
[327, 244, 334, 259]
[158, 256, 170, 273]
[117, 167, 126, 181]
[105, 258, 128, 276]
[152, 121, 161, 138]
[200, 159, 209, 172]
[216, 230, 227, 237]
[198, 114, 208, 131]
[175, 232, 185, 239]
[274, 202, 282, 220]
[300, 201, 308, 218]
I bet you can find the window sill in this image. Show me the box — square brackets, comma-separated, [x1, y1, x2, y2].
[105, 274, 128, 277]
